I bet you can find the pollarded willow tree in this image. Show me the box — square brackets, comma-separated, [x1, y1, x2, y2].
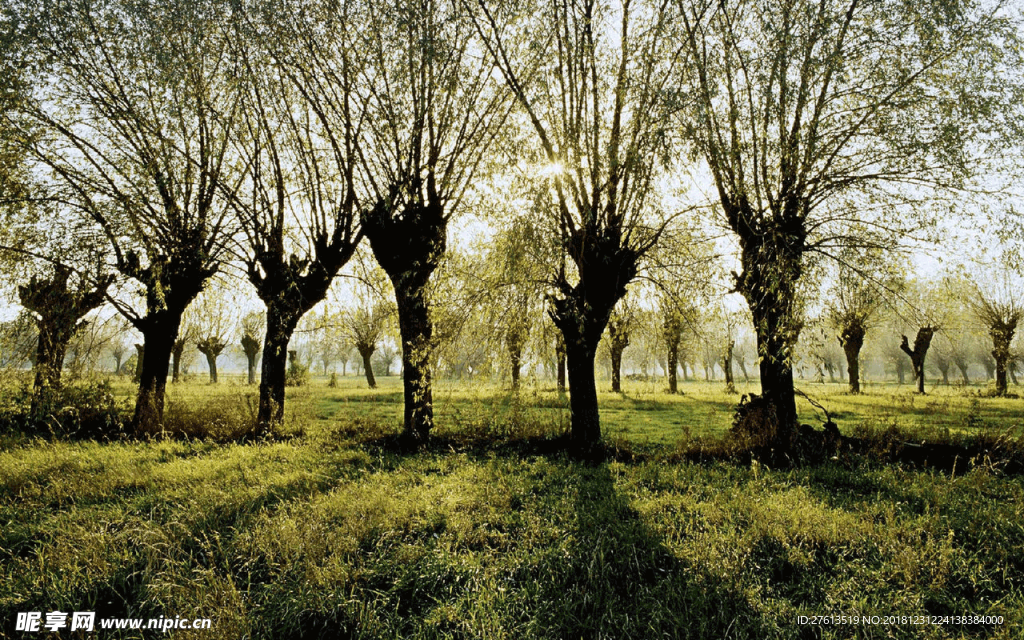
[675, 0, 1020, 436]
[969, 276, 1022, 397]
[228, 0, 365, 435]
[474, 0, 685, 450]
[18, 264, 113, 394]
[10, 0, 241, 433]
[240, 311, 264, 385]
[827, 248, 904, 393]
[357, 0, 513, 445]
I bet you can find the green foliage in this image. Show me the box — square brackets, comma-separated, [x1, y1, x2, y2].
[286, 359, 310, 387]
[0, 381, 130, 439]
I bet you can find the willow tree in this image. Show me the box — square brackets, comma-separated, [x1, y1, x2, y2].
[11, 0, 240, 433]
[970, 278, 1021, 396]
[227, 0, 365, 435]
[474, 0, 684, 450]
[676, 0, 1019, 435]
[827, 248, 903, 393]
[358, 0, 512, 444]
[18, 265, 112, 393]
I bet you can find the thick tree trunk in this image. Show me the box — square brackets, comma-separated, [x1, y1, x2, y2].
[565, 342, 600, 449]
[394, 283, 434, 443]
[133, 314, 181, 434]
[358, 345, 377, 389]
[257, 306, 301, 436]
[32, 322, 71, 393]
[839, 322, 865, 394]
[205, 352, 219, 384]
[749, 299, 800, 432]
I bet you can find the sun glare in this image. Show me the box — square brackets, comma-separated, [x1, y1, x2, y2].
[540, 161, 564, 178]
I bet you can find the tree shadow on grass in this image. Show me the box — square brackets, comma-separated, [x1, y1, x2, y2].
[516, 462, 774, 639]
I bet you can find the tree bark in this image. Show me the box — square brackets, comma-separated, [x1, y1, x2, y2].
[989, 320, 1016, 396]
[666, 339, 679, 394]
[839, 321, 865, 394]
[394, 282, 434, 442]
[900, 328, 935, 394]
[134, 344, 144, 384]
[556, 335, 567, 392]
[723, 339, 736, 393]
[133, 314, 180, 434]
[256, 306, 302, 435]
[749, 298, 800, 432]
[363, 195, 447, 445]
[358, 344, 377, 389]
[565, 340, 600, 449]
[509, 344, 522, 391]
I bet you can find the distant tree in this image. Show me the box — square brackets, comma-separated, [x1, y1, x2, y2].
[827, 251, 901, 393]
[111, 338, 128, 376]
[171, 308, 200, 384]
[66, 312, 127, 377]
[344, 304, 393, 390]
[970, 278, 1021, 397]
[18, 265, 112, 394]
[660, 302, 686, 394]
[0, 311, 37, 370]
[901, 328, 937, 394]
[240, 311, 265, 385]
[192, 287, 235, 384]
[607, 305, 633, 394]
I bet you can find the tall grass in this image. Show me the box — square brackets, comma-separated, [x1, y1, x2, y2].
[1, 377, 1022, 638]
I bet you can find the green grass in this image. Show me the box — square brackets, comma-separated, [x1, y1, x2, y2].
[2, 375, 1023, 638]
[146, 374, 1024, 445]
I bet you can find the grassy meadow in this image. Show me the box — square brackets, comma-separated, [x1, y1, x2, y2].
[1, 373, 1023, 638]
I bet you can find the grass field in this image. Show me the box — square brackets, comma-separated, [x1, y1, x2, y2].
[1, 374, 1023, 638]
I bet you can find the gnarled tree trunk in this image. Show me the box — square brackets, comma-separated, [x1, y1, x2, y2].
[900, 327, 935, 394]
[989, 320, 1017, 396]
[839, 320, 866, 394]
